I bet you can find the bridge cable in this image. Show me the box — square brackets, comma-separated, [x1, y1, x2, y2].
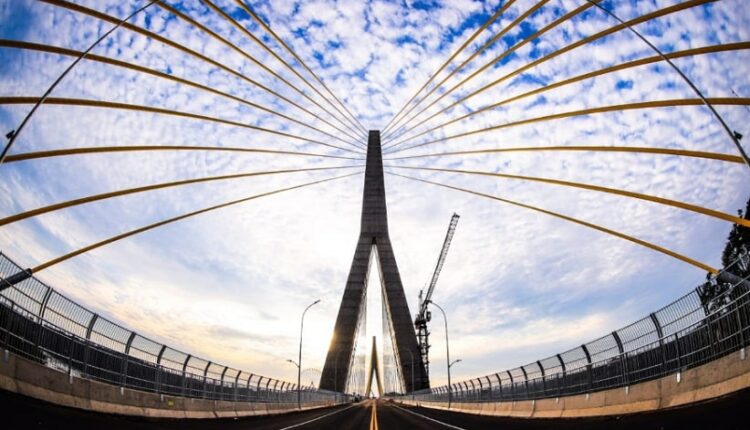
[170, 0, 367, 144]
[384, 145, 743, 164]
[154, 1, 365, 147]
[383, 0, 553, 142]
[0, 0, 157, 166]
[381, 0, 514, 135]
[384, 42, 750, 150]
[382, 0, 521, 138]
[3, 145, 365, 164]
[386, 98, 750, 154]
[0, 40, 365, 151]
[0, 171, 362, 288]
[583, 0, 750, 170]
[382, 0, 601, 145]
[387, 172, 718, 273]
[235, 0, 369, 137]
[383, 0, 711, 150]
[40, 0, 364, 148]
[387, 165, 750, 227]
[0, 165, 362, 228]
[0, 97, 362, 155]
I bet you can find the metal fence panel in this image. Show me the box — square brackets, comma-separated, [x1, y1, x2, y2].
[0, 253, 350, 406]
[405, 267, 750, 404]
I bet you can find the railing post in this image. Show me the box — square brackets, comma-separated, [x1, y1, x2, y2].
[485, 376, 492, 400]
[469, 380, 476, 401]
[203, 361, 212, 399]
[35, 287, 53, 349]
[507, 370, 514, 399]
[612, 331, 627, 386]
[66, 331, 73, 381]
[520, 366, 529, 398]
[650, 313, 667, 373]
[537, 360, 546, 395]
[247, 373, 255, 401]
[181, 355, 191, 397]
[121, 331, 137, 387]
[234, 371, 242, 402]
[734, 301, 745, 348]
[256, 376, 264, 401]
[38, 286, 54, 320]
[219, 366, 228, 401]
[264, 378, 271, 402]
[581, 345, 592, 392]
[556, 354, 566, 396]
[83, 314, 98, 376]
[155, 345, 167, 394]
[495, 373, 503, 400]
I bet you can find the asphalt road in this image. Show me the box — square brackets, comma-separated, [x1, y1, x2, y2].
[4, 387, 750, 429]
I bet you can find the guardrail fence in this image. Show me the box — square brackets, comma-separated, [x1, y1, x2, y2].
[0, 252, 351, 405]
[406, 258, 750, 404]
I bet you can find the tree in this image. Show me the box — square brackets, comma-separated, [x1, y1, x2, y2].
[698, 196, 750, 315]
[721, 197, 750, 278]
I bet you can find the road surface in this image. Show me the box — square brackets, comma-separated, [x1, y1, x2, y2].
[4, 388, 750, 429]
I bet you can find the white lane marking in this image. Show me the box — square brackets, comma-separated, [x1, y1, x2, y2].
[392, 404, 470, 430]
[278, 404, 356, 430]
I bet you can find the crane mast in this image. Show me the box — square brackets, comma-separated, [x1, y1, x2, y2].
[415, 213, 459, 379]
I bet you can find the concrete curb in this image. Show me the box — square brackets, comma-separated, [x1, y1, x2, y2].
[0, 350, 339, 419]
[399, 348, 750, 419]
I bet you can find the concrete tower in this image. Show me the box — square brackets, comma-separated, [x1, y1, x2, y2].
[319, 131, 428, 393]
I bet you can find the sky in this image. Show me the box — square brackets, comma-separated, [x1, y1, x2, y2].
[0, 0, 749, 391]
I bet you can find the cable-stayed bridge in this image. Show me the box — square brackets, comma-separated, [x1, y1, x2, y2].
[1, 0, 750, 428]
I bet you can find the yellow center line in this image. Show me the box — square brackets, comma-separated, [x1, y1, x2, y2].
[369, 399, 379, 430]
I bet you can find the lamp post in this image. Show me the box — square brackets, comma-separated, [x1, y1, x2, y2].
[286, 359, 300, 404]
[449, 359, 462, 405]
[406, 349, 415, 401]
[428, 300, 454, 409]
[296, 299, 321, 409]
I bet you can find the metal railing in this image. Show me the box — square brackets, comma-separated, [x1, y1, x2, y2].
[0, 252, 351, 405]
[405, 264, 750, 403]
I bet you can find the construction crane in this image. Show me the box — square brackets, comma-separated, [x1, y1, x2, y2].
[414, 213, 459, 379]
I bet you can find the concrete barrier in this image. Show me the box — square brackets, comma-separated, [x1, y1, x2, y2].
[0, 350, 339, 418]
[400, 348, 750, 418]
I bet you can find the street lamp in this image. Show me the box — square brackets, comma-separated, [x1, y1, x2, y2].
[428, 300, 454, 409]
[296, 299, 321, 410]
[286, 359, 300, 403]
[406, 349, 415, 401]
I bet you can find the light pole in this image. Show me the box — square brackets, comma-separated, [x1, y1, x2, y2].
[448, 359, 462, 405]
[286, 359, 300, 404]
[428, 300, 454, 409]
[297, 299, 321, 410]
[406, 349, 415, 401]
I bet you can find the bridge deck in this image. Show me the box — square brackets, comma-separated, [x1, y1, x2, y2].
[3, 390, 750, 430]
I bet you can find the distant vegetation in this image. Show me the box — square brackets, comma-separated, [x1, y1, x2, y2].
[698, 196, 750, 314]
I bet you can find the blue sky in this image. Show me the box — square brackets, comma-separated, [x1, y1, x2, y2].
[1, 0, 749, 390]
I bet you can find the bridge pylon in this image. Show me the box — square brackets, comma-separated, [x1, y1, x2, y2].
[319, 131, 429, 394]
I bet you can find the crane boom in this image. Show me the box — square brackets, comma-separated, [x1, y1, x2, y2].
[417, 213, 460, 319]
[414, 213, 459, 381]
